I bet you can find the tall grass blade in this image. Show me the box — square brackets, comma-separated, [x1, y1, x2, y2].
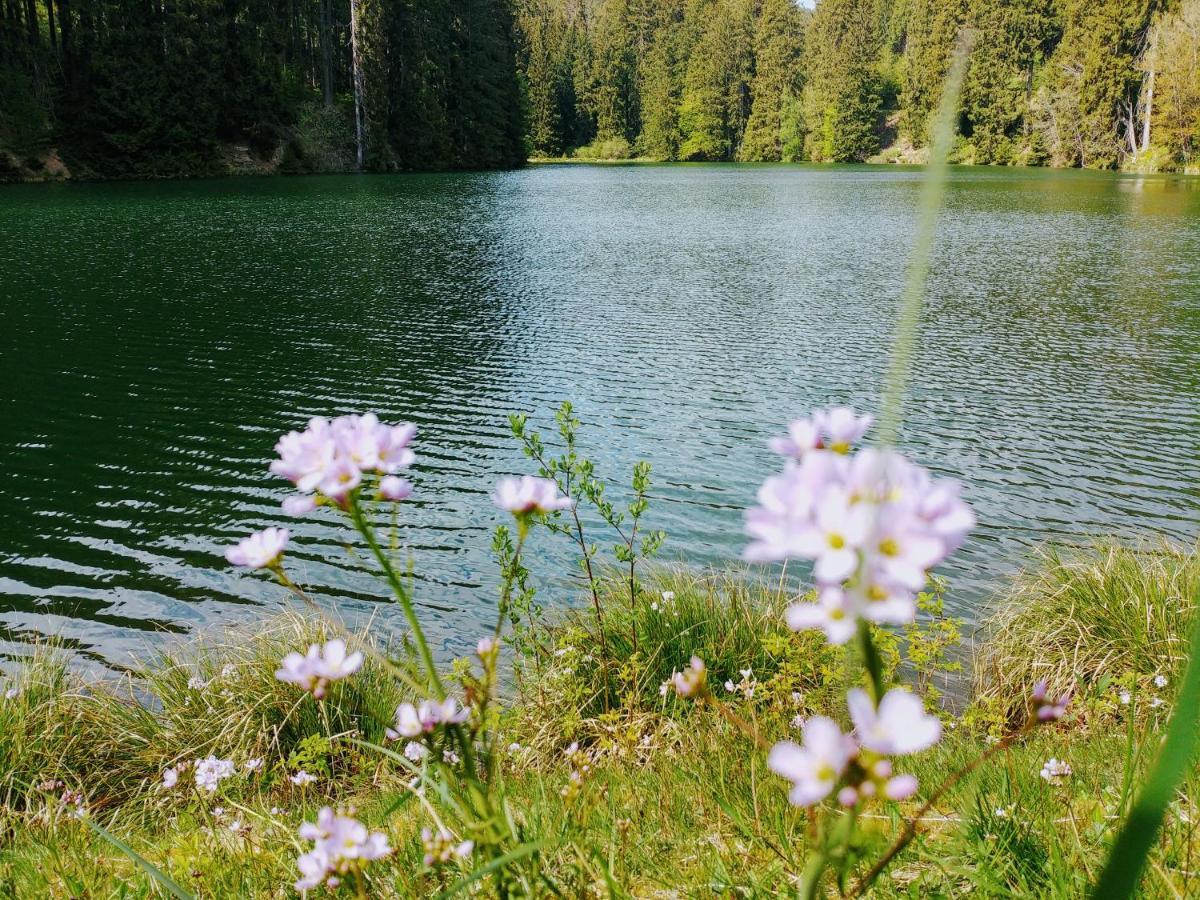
[875, 28, 974, 447]
[1091, 584, 1200, 899]
[82, 816, 196, 900]
[433, 839, 547, 900]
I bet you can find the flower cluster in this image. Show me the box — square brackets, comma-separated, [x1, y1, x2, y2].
[275, 639, 364, 699]
[492, 475, 573, 517]
[768, 688, 940, 807]
[295, 807, 391, 892]
[225, 526, 290, 570]
[560, 741, 594, 802]
[747, 407, 974, 640]
[421, 827, 474, 868]
[386, 697, 470, 741]
[1040, 758, 1072, 783]
[271, 413, 417, 511]
[724, 668, 756, 699]
[194, 755, 236, 793]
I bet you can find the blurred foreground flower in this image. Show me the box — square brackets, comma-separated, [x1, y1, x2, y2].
[295, 807, 391, 891]
[275, 638, 363, 699]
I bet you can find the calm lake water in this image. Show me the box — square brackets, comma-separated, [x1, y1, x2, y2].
[1, 164, 1198, 668]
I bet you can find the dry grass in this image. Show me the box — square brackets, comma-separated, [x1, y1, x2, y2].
[972, 539, 1199, 722]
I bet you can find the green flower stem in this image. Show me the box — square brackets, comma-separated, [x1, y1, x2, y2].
[494, 522, 529, 639]
[347, 492, 444, 700]
[857, 620, 886, 705]
[799, 817, 829, 900]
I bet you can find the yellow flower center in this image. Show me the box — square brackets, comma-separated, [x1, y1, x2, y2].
[879, 538, 899, 557]
[828, 533, 845, 550]
[868, 584, 888, 602]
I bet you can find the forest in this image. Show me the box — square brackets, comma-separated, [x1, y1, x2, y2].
[516, 0, 1200, 169]
[0, 0, 526, 178]
[1, 0, 1198, 179]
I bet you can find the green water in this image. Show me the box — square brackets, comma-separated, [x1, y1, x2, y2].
[1, 165, 1197, 666]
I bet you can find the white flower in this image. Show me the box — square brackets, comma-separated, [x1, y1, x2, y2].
[212, 806, 227, 819]
[387, 697, 468, 740]
[404, 741, 429, 762]
[786, 586, 861, 644]
[724, 679, 736, 692]
[225, 526, 289, 569]
[244, 758, 263, 773]
[492, 475, 572, 515]
[282, 494, 318, 517]
[1040, 758, 1072, 782]
[442, 750, 460, 765]
[847, 688, 941, 756]
[421, 827, 474, 867]
[1119, 690, 1131, 705]
[161, 767, 179, 789]
[4, 686, 19, 700]
[508, 742, 521, 752]
[187, 676, 207, 691]
[290, 770, 317, 786]
[379, 475, 413, 502]
[1154, 674, 1168, 688]
[1150, 696, 1165, 708]
[275, 639, 363, 699]
[194, 756, 235, 793]
[768, 717, 856, 806]
[661, 591, 675, 602]
[814, 407, 874, 453]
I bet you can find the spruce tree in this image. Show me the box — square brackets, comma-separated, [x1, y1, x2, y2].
[741, 0, 805, 161]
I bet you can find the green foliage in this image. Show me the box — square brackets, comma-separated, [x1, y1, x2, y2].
[803, 0, 885, 162]
[0, 0, 524, 177]
[509, 0, 1199, 171]
[974, 540, 1199, 724]
[0, 547, 1197, 896]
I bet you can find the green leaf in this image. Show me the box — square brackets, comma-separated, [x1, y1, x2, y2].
[434, 840, 548, 900]
[1091, 586, 1200, 899]
[82, 816, 196, 900]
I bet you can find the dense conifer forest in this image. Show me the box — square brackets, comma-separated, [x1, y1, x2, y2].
[0, 0, 525, 178]
[516, 0, 1200, 170]
[1, 0, 1198, 179]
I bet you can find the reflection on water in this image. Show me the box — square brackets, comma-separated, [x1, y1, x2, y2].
[1, 165, 1197, 667]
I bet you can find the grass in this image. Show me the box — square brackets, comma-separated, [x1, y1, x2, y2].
[0, 543, 1196, 897]
[973, 540, 1199, 723]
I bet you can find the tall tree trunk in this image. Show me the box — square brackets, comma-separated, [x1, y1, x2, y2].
[1142, 69, 1154, 153]
[319, 0, 333, 106]
[24, 0, 37, 48]
[55, 0, 69, 67]
[349, 0, 365, 168]
[45, 0, 55, 53]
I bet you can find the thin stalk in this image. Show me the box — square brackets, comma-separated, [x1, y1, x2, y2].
[876, 30, 974, 448]
[347, 493, 444, 699]
[849, 723, 1030, 898]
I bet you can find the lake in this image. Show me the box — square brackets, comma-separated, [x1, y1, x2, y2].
[1, 164, 1198, 669]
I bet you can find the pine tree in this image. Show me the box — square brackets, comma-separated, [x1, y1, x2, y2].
[677, 0, 752, 160]
[960, 0, 1057, 164]
[803, 0, 883, 162]
[740, 0, 805, 161]
[899, 0, 963, 146]
[1144, 0, 1200, 167]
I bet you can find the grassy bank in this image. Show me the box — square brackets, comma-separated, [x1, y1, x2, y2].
[0, 542, 1195, 898]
